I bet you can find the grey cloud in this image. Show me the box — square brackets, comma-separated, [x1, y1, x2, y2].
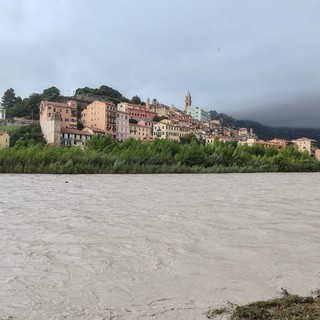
[0, 0, 320, 128]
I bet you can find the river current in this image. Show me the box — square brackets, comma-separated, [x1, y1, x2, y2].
[1, 173, 320, 319]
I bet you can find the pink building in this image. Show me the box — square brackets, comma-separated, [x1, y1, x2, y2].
[117, 102, 156, 121]
[40, 100, 77, 129]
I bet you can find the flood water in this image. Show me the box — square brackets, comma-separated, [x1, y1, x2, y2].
[1, 173, 320, 319]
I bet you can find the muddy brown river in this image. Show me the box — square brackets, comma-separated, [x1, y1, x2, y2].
[1, 173, 320, 319]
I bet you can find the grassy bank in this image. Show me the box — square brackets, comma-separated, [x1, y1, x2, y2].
[207, 290, 320, 319]
[0, 135, 319, 174]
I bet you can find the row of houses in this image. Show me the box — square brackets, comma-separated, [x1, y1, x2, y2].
[39, 98, 200, 146]
[36, 91, 320, 160]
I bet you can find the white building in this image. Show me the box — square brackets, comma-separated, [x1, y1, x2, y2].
[116, 110, 130, 141]
[186, 105, 210, 122]
[60, 128, 92, 147]
[0, 106, 5, 120]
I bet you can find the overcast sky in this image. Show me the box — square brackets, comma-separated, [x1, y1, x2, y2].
[1, 0, 320, 127]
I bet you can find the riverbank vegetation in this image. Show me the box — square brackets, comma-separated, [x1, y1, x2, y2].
[207, 290, 320, 319]
[0, 133, 319, 174]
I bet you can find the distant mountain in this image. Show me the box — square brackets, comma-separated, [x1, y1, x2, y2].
[209, 110, 320, 144]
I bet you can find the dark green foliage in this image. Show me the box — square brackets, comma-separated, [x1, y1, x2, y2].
[42, 86, 60, 101]
[131, 95, 141, 104]
[1, 87, 61, 120]
[153, 115, 169, 122]
[0, 136, 319, 174]
[230, 293, 319, 320]
[180, 133, 201, 144]
[75, 85, 130, 104]
[206, 291, 320, 320]
[1, 88, 16, 110]
[129, 118, 138, 124]
[209, 109, 320, 145]
[9, 124, 46, 147]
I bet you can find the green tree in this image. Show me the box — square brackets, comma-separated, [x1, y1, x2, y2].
[131, 95, 141, 105]
[1, 88, 16, 109]
[180, 133, 199, 144]
[42, 86, 60, 101]
[23, 93, 42, 119]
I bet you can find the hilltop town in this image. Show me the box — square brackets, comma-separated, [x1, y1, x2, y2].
[0, 86, 319, 161]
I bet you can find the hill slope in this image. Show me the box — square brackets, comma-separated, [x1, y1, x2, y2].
[209, 110, 320, 144]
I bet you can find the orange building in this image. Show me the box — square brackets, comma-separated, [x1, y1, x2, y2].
[39, 100, 77, 129]
[129, 120, 153, 141]
[81, 100, 117, 139]
[269, 138, 289, 148]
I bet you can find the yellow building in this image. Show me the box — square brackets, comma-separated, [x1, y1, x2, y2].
[81, 100, 117, 139]
[129, 120, 152, 141]
[153, 119, 192, 141]
[0, 131, 10, 148]
[292, 137, 318, 155]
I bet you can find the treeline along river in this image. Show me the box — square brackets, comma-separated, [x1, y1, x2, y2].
[0, 135, 320, 173]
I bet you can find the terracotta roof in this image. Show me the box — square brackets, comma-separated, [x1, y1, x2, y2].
[41, 101, 68, 107]
[84, 127, 106, 133]
[292, 137, 317, 142]
[61, 128, 92, 135]
[0, 131, 8, 135]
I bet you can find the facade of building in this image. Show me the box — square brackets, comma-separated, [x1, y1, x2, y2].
[238, 128, 248, 136]
[269, 138, 289, 148]
[117, 102, 156, 122]
[153, 119, 192, 141]
[116, 110, 130, 141]
[0, 107, 5, 120]
[0, 131, 10, 148]
[39, 100, 77, 129]
[292, 137, 318, 155]
[150, 103, 170, 117]
[129, 120, 152, 141]
[81, 100, 117, 139]
[60, 128, 92, 147]
[186, 105, 211, 122]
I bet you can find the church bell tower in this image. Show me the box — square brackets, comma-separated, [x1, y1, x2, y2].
[185, 90, 191, 113]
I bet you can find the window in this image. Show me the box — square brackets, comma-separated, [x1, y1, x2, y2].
[65, 118, 69, 122]
[66, 109, 69, 113]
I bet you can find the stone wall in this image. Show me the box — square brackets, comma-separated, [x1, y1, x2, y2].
[40, 114, 61, 145]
